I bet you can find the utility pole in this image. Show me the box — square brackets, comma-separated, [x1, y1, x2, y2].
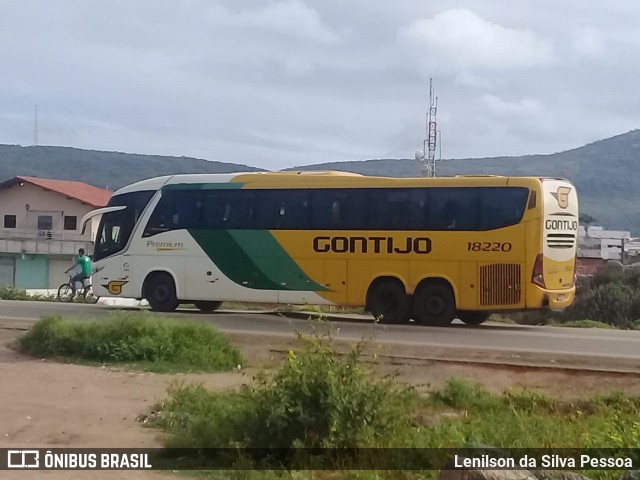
[34, 104, 38, 146]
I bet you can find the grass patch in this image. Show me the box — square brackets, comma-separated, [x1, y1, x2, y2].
[15, 312, 242, 373]
[0, 286, 54, 301]
[220, 302, 279, 311]
[487, 314, 516, 324]
[419, 379, 640, 456]
[149, 324, 640, 478]
[549, 319, 616, 329]
[220, 302, 367, 315]
[153, 324, 416, 459]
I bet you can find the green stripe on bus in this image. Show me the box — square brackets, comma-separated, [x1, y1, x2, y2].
[188, 230, 326, 292]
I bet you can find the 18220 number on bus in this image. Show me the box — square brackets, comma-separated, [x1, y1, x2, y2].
[467, 242, 512, 252]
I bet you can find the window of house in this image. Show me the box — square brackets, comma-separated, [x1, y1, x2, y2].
[37, 215, 53, 231]
[3, 215, 16, 229]
[64, 216, 77, 231]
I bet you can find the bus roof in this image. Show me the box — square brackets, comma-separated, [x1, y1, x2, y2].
[111, 171, 568, 196]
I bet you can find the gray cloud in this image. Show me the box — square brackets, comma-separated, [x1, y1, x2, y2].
[1, 0, 639, 170]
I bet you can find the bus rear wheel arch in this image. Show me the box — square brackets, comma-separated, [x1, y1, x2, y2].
[365, 277, 409, 324]
[413, 279, 456, 327]
[143, 272, 179, 312]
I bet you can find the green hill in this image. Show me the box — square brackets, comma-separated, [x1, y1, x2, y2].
[0, 144, 264, 190]
[1, 130, 638, 233]
[286, 130, 640, 234]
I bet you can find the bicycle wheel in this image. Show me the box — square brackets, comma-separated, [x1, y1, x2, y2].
[57, 283, 74, 302]
[83, 287, 99, 304]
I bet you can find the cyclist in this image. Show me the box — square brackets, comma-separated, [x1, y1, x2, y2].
[65, 248, 93, 297]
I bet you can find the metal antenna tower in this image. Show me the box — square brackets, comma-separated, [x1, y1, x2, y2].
[415, 78, 438, 177]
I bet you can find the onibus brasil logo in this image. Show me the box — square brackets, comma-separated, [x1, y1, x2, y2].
[5, 449, 152, 470]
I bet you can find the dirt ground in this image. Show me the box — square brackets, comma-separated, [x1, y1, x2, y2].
[2, 321, 640, 479]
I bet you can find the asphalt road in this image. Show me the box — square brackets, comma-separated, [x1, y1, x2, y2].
[2, 300, 640, 369]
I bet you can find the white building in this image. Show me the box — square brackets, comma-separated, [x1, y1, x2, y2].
[577, 225, 640, 274]
[0, 176, 111, 288]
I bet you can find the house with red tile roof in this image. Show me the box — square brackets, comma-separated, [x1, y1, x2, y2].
[0, 176, 112, 289]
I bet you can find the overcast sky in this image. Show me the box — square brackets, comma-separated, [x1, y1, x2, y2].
[1, 0, 639, 170]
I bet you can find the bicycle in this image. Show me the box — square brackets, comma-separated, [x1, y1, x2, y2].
[57, 274, 100, 304]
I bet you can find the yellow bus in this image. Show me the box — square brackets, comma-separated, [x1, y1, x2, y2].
[84, 171, 578, 326]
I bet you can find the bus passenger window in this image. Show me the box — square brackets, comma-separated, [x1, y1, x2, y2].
[478, 187, 529, 230]
[332, 201, 341, 227]
[443, 201, 457, 229]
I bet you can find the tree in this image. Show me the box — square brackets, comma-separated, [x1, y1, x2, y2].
[579, 213, 597, 236]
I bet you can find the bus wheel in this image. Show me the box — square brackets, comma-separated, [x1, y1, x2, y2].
[367, 280, 409, 324]
[457, 311, 490, 326]
[145, 273, 179, 312]
[413, 282, 455, 327]
[193, 301, 223, 313]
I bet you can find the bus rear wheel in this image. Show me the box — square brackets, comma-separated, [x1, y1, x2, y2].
[193, 301, 222, 313]
[145, 273, 179, 312]
[413, 282, 455, 327]
[367, 280, 409, 324]
[458, 311, 490, 326]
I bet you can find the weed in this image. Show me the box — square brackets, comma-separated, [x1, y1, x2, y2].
[0, 287, 54, 301]
[15, 312, 242, 372]
[153, 321, 416, 460]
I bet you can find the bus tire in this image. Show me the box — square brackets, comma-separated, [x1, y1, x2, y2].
[413, 281, 455, 327]
[458, 311, 490, 326]
[366, 280, 409, 324]
[145, 273, 179, 312]
[193, 301, 222, 313]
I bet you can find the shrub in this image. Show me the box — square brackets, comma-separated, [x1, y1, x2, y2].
[154, 324, 416, 452]
[559, 319, 615, 329]
[428, 378, 497, 411]
[0, 287, 55, 301]
[0, 287, 33, 300]
[512, 270, 640, 329]
[586, 283, 636, 328]
[16, 312, 242, 372]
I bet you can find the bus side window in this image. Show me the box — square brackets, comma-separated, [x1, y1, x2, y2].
[254, 190, 285, 229]
[428, 188, 478, 230]
[443, 201, 458, 229]
[144, 192, 178, 235]
[478, 187, 528, 230]
[202, 190, 253, 229]
[385, 190, 424, 230]
[332, 201, 341, 227]
[222, 204, 231, 223]
[202, 191, 225, 229]
[278, 192, 310, 229]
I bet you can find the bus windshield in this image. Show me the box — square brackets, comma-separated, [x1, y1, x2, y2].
[94, 191, 155, 261]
